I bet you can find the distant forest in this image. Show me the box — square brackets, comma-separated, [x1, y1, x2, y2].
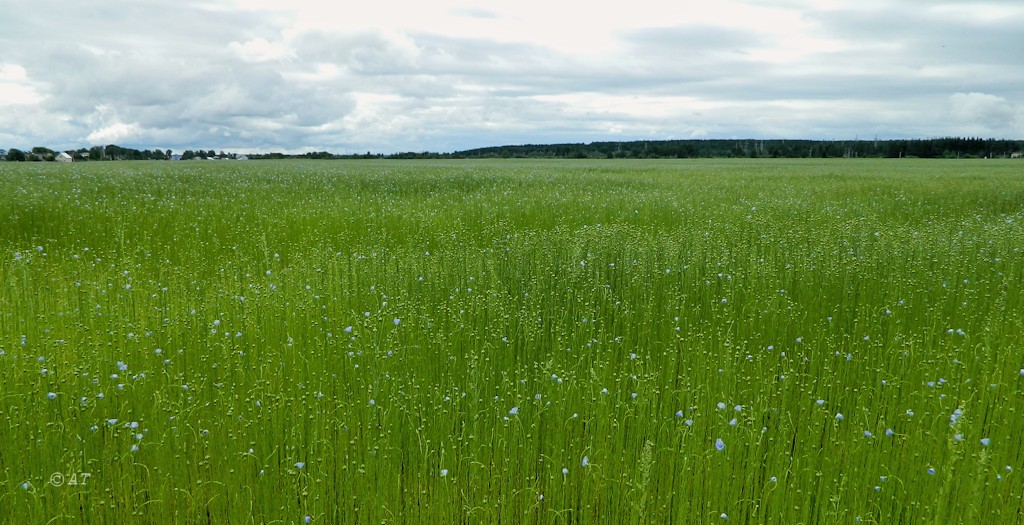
[441, 137, 1024, 160]
[4, 137, 1022, 162]
[246, 137, 1024, 160]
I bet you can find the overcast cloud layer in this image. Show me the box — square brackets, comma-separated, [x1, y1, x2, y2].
[2, 0, 1022, 153]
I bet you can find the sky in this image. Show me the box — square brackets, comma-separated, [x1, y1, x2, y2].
[1, 0, 1022, 154]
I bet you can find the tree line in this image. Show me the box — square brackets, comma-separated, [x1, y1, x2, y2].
[449, 137, 1024, 159]
[3, 138, 1022, 162]
[249, 138, 1024, 160]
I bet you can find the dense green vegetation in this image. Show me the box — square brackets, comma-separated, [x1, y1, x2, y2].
[1, 159, 1023, 523]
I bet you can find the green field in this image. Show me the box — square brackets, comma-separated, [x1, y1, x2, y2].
[2, 159, 1023, 524]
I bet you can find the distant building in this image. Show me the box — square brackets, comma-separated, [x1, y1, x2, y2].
[56, 152, 73, 163]
[1012, 152, 1022, 159]
[236, 155, 249, 161]
[170, 154, 182, 161]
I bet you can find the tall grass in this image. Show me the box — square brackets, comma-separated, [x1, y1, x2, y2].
[1, 159, 1022, 523]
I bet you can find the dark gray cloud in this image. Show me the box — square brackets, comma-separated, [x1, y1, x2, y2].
[806, 5, 1024, 68]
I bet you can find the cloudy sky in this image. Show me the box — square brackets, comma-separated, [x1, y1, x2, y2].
[2, 0, 1022, 153]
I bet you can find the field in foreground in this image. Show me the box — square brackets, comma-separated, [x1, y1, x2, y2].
[1, 159, 1023, 524]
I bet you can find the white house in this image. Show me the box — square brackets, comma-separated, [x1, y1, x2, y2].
[56, 152, 73, 163]
[1012, 152, 1022, 159]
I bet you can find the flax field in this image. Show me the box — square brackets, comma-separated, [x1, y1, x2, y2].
[2, 159, 1023, 524]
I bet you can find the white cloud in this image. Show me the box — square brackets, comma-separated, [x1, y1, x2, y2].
[947, 92, 1020, 136]
[0, 64, 45, 106]
[229, 38, 294, 63]
[87, 123, 143, 144]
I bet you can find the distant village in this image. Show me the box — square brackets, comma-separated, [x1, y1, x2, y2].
[0, 145, 247, 162]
